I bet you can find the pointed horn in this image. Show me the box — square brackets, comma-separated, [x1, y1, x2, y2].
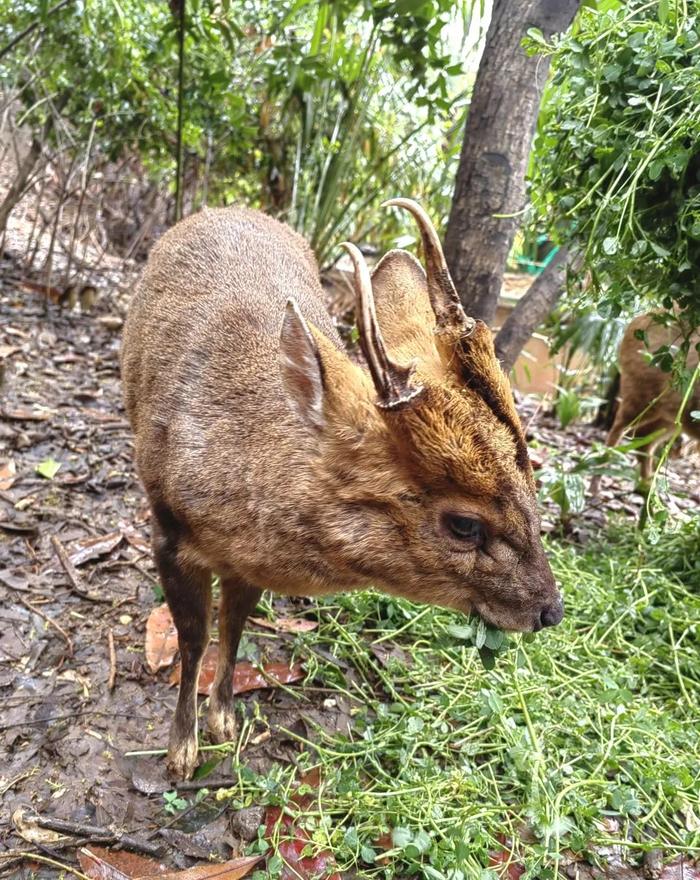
[382, 198, 472, 332]
[340, 242, 422, 409]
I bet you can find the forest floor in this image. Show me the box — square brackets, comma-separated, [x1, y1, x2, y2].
[0, 275, 699, 880]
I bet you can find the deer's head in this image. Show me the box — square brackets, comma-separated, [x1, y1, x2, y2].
[280, 200, 562, 632]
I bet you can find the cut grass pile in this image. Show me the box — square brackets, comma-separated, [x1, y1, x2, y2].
[229, 519, 700, 878]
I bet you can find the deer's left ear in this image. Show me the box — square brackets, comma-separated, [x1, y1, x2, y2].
[279, 299, 326, 431]
[369, 250, 437, 363]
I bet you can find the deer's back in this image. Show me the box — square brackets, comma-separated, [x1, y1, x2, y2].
[120, 207, 342, 520]
[619, 313, 700, 435]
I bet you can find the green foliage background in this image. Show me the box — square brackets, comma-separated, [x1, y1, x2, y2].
[0, 0, 482, 262]
[531, 0, 700, 331]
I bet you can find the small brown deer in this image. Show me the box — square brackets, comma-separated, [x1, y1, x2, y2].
[606, 312, 700, 481]
[121, 199, 562, 779]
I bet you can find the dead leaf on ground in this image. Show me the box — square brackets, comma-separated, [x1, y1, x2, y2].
[124, 529, 151, 554]
[69, 531, 123, 566]
[265, 807, 340, 880]
[0, 344, 21, 358]
[250, 616, 318, 633]
[145, 603, 179, 673]
[169, 644, 304, 696]
[12, 807, 68, 845]
[78, 846, 168, 879]
[488, 849, 525, 880]
[373, 832, 393, 866]
[0, 460, 16, 491]
[370, 642, 411, 669]
[156, 856, 264, 880]
[659, 859, 700, 880]
[1, 406, 53, 421]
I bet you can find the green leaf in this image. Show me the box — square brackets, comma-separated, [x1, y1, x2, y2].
[477, 647, 497, 670]
[602, 236, 619, 255]
[648, 158, 665, 181]
[391, 826, 413, 848]
[412, 829, 432, 854]
[407, 716, 424, 734]
[343, 827, 359, 848]
[483, 627, 505, 650]
[36, 458, 61, 479]
[650, 242, 670, 258]
[475, 617, 487, 649]
[360, 845, 376, 864]
[525, 27, 547, 46]
[446, 623, 475, 641]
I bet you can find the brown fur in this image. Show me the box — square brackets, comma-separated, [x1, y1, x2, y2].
[607, 313, 700, 480]
[121, 205, 561, 778]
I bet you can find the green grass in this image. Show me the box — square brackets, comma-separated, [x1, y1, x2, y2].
[223, 519, 700, 879]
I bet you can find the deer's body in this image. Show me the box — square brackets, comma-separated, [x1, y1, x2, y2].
[607, 313, 700, 479]
[121, 202, 562, 779]
[122, 208, 357, 596]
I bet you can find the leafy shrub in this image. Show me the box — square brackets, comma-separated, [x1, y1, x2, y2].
[531, 0, 700, 326]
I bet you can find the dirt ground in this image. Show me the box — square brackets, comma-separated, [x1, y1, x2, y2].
[1, 273, 698, 878]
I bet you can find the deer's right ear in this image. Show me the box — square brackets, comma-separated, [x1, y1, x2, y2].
[280, 299, 325, 430]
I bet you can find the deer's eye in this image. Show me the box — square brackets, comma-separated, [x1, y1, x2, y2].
[443, 514, 486, 546]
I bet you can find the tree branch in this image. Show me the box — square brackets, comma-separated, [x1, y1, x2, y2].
[0, 0, 74, 62]
[495, 246, 578, 372]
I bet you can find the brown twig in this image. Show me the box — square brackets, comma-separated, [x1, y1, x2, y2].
[50, 535, 110, 603]
[107, 628, 116, 691]
[19, 596, 73, 656]
[174, 776, 236, 792]
[21, 813, 163, 857]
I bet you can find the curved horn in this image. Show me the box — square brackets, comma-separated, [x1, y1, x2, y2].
[382, 198, 472, 332]
[340, 242, 423, 409]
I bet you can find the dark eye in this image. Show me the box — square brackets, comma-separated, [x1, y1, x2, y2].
[443, 514, 485, 545]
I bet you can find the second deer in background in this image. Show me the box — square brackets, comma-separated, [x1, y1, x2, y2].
[606, 313, 700, 482]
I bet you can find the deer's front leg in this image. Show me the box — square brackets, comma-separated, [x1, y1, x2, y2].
[152, 509, 212, 780]
[207, 578, 262, 744]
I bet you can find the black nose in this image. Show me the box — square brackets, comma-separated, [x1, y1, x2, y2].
[539, 599, 564, 629]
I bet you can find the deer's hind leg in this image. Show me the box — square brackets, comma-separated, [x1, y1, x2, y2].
[207, 577, 262, 744]
[631, 418, 670, 483]
[152, 504, 212, 780]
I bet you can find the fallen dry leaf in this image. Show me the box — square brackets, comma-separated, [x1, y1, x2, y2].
[0, 460, 16, 491]
[78, 846, 168, 879]
[155, 855, 264, 880]
[69, 531, 123, 566]
[145, 603, 179, 672]
[265, 807, 340, 880]
[488, 849, 525, 880]
[250, 616, 318, 633]
[169, 644, 304, 696]
[0, 344, 21, 358]
[373, 832, 393, 866]
[659, 858, 700, 880]
[1, 407, 52, 421]
[124, 529, 151, 554]
[12, 807, 68, 845]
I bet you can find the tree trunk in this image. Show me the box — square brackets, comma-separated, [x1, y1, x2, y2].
[444, 0, 580, 326]
[494, 246, 574, 371]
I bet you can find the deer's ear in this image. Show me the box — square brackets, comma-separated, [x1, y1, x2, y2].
[370, 250, 436, 362]
[280, 299, 325, 430]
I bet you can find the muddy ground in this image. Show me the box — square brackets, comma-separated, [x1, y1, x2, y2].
[0, 276, 698, 877]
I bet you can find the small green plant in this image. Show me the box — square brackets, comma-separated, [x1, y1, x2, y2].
[162, 790, 188, 814]
[554, 386, 581, 428]
[446, 616, 510, 670]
